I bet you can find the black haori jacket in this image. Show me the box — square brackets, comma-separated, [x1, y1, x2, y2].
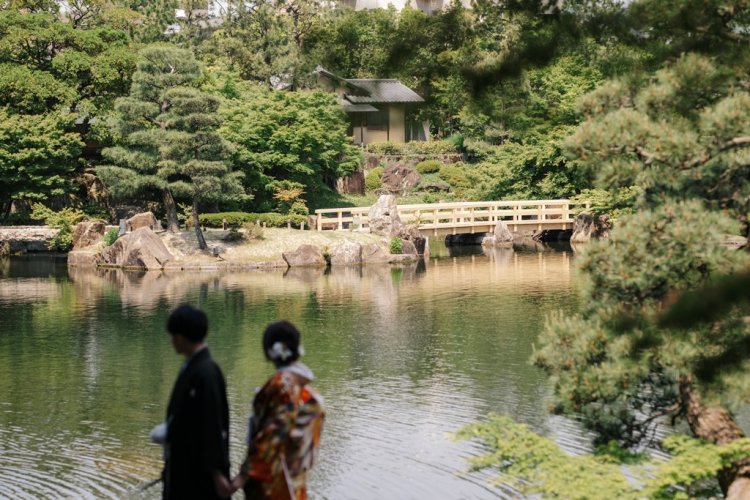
[163, 347, 230, 499]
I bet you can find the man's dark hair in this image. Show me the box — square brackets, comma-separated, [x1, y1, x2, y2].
[262, 321, 301, 366]
[167, 305, 208, 343]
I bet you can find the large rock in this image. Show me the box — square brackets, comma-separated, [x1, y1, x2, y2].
[400, 239, 418, 255]
[282, 244, 326, 268]
[72, 220, 106, 249]
[0, 226, 59, 253]
[67, 250, 102, 267]
[481, 221, 514, 248]
[330, 241, 362, 266]
[100, 227, 173, 270]
[381, 164, 421, 194]
[393, 223, 420, 241]
[125, 212, 161, 232]
[570, 213, 611, 243]
[393, 224, 426, 255]
[335, 170, 365, 195]
[361, 243, 391, 264]
[368, 195, 402, 237]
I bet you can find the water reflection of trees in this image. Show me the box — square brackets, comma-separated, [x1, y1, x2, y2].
[1, 249, 580, 496]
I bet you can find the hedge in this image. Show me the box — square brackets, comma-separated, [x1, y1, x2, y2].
[199, 212, 308, 228]
[366, 140, 459, 155]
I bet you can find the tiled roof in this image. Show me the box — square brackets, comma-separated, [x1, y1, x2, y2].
[345, 79, 425, 103]
[342, 102, 380, 112]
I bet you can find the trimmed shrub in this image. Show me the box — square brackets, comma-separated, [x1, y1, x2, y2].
[416, 159, 442, 174]
[103, 228, 119, 246]
[199, 212, 307, 228]
[366, 141, 399, 155]
[367, 140, 459, 155]
[365, 166, 385, 191]
[438, 164, 471, 191]
[289, 201, 309, 217]
[389, 236, 403, 254]
[222, 228, 244, 242]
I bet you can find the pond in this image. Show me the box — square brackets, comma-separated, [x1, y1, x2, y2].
[0, 243, 587, 499]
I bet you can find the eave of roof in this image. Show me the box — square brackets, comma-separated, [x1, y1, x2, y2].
[344, 79, 425, 103]
[342, 103, 380, 113]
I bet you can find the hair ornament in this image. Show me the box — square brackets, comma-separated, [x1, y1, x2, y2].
[268, 341, 293, 361]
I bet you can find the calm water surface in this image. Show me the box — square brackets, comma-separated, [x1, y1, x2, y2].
[0, 244, 586, 499]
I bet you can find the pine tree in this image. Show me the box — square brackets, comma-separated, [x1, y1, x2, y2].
[98, 45, 245, 249]
[535, 48, 750, 498]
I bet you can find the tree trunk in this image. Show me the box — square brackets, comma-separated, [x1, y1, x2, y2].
[679, 377, 750, 498]
[162, 190, 180, 233]
[1, 200, 11, 223]
[192, 199, 207, 251]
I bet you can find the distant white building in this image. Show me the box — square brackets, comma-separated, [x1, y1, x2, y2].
[338, 0, 472, 13]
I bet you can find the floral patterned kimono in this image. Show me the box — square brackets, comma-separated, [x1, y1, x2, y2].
[240, 362, 324, 500]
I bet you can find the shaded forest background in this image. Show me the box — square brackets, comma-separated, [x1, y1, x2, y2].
[2, 0, 725, 221]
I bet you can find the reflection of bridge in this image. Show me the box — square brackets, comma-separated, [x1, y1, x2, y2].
[315, 199, 589, 236]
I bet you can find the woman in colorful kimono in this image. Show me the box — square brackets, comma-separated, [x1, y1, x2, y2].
[231, 321, 325, 500]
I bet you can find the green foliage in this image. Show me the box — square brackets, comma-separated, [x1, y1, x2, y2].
[222, 223, 267, 242]
[0, 110, 82, 208]
[456, 413, 750, 499]
[536, 25, 750, 479]
[455, 413, 633, 498]
[218, 82, 360, 210]
[389, 236, 403, 254]
[571, 187, 641, 220]
[366, 140, 459, 156]
[438, 164, 471, 193]
[270, 180, 306, 214]
[364, 167, 385, 192]
[81, 204, 110, 221]
[222, 227, 244, 242]
[534, 201, 745, 446]
[567, 54, 750, 226]
[645, 434, 750, 499]
[102, 227, 119, 246]
[0, 11, 136, 115]
[199, 212, 307, 229]
[288, 201, 309, 217]
[464, 133, 583, 201]
[99, 46, 246, 241]
[415, 160, 442, 174]
[30, 203, 86, 251]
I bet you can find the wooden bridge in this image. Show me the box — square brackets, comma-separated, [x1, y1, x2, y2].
[314, 199, 589, 236]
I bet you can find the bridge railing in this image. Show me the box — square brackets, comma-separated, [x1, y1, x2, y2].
[314, 199, 590, 233]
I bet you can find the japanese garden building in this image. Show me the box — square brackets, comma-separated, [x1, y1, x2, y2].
[315, 66, 429, 145]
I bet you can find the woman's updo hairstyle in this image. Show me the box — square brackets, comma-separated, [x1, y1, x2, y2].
[262, 321, 302, 367]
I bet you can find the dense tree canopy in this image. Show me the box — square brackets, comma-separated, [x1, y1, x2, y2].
[98, 46, 245, 245]
[218, 79, 360, 211]
[0, 10, 135, 217]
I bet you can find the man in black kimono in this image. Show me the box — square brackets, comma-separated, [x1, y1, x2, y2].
[161, 305, 231, 499]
